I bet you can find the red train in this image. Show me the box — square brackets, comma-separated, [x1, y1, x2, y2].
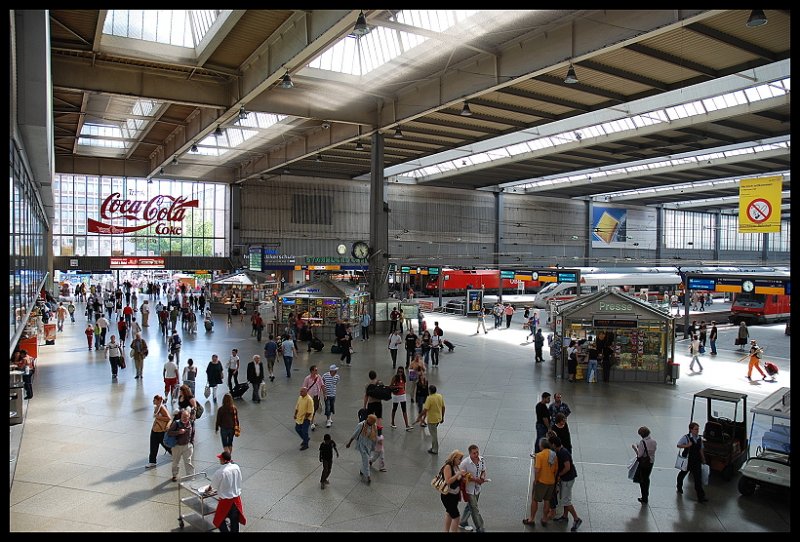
[730, 292, 790, 324]
[425, 269, 537, 296]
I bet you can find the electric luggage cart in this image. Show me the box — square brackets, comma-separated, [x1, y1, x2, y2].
[690, 388, 748, 480]
[738, 387, 790, 496]
[177, 471, 218, 530]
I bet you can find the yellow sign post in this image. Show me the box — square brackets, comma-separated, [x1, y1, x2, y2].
[738, 176, 782, 233]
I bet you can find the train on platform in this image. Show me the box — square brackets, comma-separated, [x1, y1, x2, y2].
[730, 292, 791, 325]
[424, 269, 523, 296]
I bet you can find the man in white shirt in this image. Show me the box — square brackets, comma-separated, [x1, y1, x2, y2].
[227, 348, 240, 391]
[207, 451, 246, 532]
[459, 444, 488, 532]
[163, 354, 180, 400]
[96, 315, 110, 347]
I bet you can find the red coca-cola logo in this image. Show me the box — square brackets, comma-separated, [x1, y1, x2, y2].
[89, 192, 199, 235]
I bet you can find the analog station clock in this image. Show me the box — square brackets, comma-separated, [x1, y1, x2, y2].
[742, 280, 755, 293]
[336, 243, 347, 255]
[351, 241, 370, 259]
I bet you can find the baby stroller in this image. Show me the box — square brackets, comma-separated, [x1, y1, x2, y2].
[764, 361, 779, 381]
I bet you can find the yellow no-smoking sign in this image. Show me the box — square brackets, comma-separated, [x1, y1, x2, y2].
[738, 176, 782, 233]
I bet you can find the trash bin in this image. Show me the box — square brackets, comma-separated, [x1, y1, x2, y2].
[10, 384, 24, 425]
[667, 362, 680, 385]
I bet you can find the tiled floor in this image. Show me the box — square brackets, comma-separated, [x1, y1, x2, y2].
[9, 297, 791, 532]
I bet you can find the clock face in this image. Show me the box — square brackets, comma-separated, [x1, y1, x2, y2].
[336, 244, 347, 255]
[742, 280, 754, 293]
[352, 241, 369, 259]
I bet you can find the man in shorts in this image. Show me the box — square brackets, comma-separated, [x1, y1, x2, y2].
[523, 438, 558, 527]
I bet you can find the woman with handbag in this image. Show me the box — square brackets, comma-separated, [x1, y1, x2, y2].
[215, 393, 240, 455]
[146, 394, 172, 468]
[631, 426, 657, 504]
[439, 449, 466, 532]
[676, 422, 708, 502]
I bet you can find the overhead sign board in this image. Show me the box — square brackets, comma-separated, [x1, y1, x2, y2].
[109, 257, 165, 269]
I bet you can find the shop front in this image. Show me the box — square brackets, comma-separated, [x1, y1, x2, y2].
[209, 271, 279, 314]
[552, 289, 676, 383]
[278, 279, 370, 342]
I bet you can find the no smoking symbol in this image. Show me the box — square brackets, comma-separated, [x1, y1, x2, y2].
[747, 198, 772, 223]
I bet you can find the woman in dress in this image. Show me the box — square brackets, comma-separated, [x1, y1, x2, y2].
[215, 393, 240, 454]
[146, 394, 172, 468]
[206, 354, 224, 403]
[420, 329, 432, 365]
[440, 449, 466, 532]
[737, 321, 749, 351]
[389, 367, 414, 431]
[407, 354, 425, 404]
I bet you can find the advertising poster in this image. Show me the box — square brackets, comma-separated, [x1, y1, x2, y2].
[591, 204, 657, 249]
[44, 323, 57, 344]
[466, 289, 484, 315]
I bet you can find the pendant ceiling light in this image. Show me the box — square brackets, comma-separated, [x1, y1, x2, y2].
[564, 63, 578, 84]
[460, 101, 473, 116]
[746, 9, 767, 27]
[393, 127, 404, 139]
[279, 70, 294, 89]
[352, 10, 370, 37]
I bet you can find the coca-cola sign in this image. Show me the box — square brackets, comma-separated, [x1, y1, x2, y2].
[88, 192, 199, 235]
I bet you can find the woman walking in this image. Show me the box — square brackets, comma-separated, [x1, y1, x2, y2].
[632, 426, 657, 504]
[439, 449, 466, 532]
[215, 393, 240, 454]
[389, 367, 414, 431]
[206, 354, 224, 403]
[407, 354, 425, 404]
[146, 394, 172, 468]
[346, 413, 378, 484]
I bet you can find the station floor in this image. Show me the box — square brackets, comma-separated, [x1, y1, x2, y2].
[9, 298, 791, 532]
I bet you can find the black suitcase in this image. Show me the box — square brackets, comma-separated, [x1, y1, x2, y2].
[230, 382, 249, 399]
[310, 338, 324, 352]
[443, 339, 455, 352]
[331, 344, 343, 354]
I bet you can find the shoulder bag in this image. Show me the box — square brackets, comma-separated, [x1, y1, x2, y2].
[675, 434, 690, 470]
[204, 384, 211, 399]
[431, 466, 450, 494]
[193, 401, 204, 419]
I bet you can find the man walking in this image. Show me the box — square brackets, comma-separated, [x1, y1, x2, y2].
[302, 365, 325, 431]
[294, 386, 314, 450]
[227, 348, 240, 390]
[246, 355, 265, 403]
[167, 407, 195, 482]
[534, 328, 545, 363]
[415, 384, 445, 455]
[709, 321, 718, 355]
[207, 451, 247, 532]
[321, 364, 340, 428]
[281, 334, 297, 378]
[459, 444, 488, 532]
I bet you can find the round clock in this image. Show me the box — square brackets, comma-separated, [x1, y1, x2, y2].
[352, 241, 370, 259]
[336, 243, 347, 255]
[742, 280, 755, 293]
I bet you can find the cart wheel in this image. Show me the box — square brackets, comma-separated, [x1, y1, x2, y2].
[738, 476, 757, 496]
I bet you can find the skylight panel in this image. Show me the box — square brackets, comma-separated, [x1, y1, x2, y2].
[103, 10, 220, 49]
[506, 142, 532, 156]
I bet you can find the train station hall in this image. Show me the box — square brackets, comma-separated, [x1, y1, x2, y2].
[9, 10, 790, 533]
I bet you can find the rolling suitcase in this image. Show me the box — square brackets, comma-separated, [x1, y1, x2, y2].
[230, 382, 249, 399]
[310, 338, 324, 352]
[443, 339, 455, 352]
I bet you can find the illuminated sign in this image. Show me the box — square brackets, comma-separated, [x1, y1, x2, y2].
[500, 270, 516, 279]
[593, 318, 638, 328]
[249, 247, 262, 271]
[428, 267, 440, 275]
[88, 192, 199, 235]
[109, 257, 165, 269]
[400, 266, 411, 273]
[687, 277, 716, 290]
[598, 301, 634, 312]
[558, 272, 578, 283]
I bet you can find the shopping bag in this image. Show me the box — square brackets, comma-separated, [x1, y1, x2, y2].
[701, 463, 710, 485]
[627, 457, 640, 481]
[204, 384, 211, 399]
[675, 453, 688, 471]
[259, 382, 267, 399]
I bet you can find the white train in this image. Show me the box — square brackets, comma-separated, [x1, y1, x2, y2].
[531, 266, 786, 309]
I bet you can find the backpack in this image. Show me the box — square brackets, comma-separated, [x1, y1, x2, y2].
[163, 423, 178, 448]
[194, 402, 204, 419]
[170, 335, 182, 351]
[367, 383, 393, 401]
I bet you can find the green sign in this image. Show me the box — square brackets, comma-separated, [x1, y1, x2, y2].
[400, 266, 411, 273]
[428, 267, 440, 275]
[500, 269, 515, 279]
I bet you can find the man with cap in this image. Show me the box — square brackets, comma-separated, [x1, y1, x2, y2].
[206, 451, 246, 532]
[321, 364, 340, 428]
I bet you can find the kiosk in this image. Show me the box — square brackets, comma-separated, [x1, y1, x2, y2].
[209, 271, 278, 314]
[277, 279, 370, 342]
[552, 289, 676, 383]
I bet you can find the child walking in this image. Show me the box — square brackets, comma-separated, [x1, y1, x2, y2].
[369, 426, 387, 472]
[319, 433, 339, 489]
